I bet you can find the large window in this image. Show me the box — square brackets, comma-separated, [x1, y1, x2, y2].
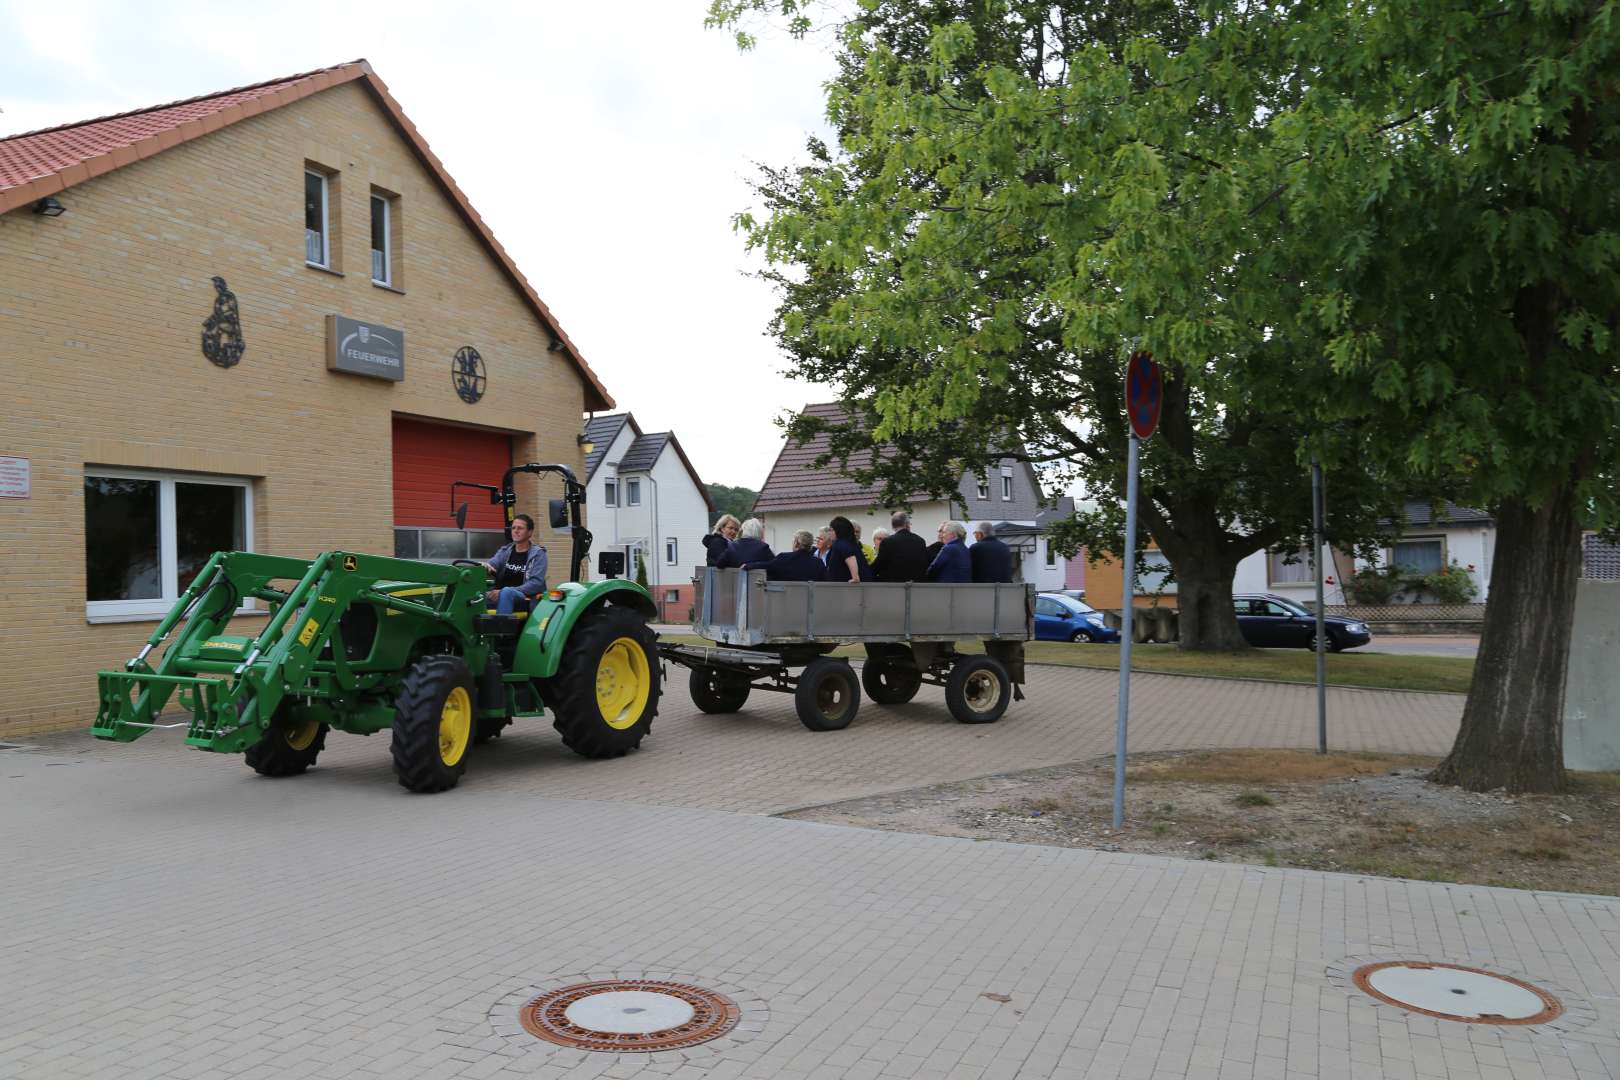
[1268, 548, 1315, 585]
[1391, 537, 1445, 575]
[304, 170, 330, 267]
[84, 470, 252, 621]
[394, 528, 504, 563]
[370, 192, 393, 285]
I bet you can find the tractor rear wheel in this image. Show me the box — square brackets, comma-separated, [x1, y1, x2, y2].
[391, 655, 475, 793]
[689, 667, 751, 713]
[547, 604, 660, 758]
[861, 661, 922, 705]
[244, 703, 328, 777]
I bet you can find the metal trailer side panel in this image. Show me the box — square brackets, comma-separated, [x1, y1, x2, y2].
[690, 568, 1032, 645]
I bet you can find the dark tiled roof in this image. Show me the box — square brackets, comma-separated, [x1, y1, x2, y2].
[1035, 496, 1076, 527]
[0, 61, 614, 411]
[753, 403, 934, 513]
[584, 413, 635, 480]
[1389, 500, 1494, 529]
[619, 433, 668, 473]
[1585, 534, 1620, 580]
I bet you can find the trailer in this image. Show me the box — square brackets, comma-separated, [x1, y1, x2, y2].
[658, 567, 1033, 731]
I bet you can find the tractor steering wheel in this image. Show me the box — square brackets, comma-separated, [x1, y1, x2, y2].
[451, 559, 487, 569]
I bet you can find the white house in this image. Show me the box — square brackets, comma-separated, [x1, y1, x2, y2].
[1233, 500, 1496, 606]
[752, 402, 1067, 589]
[582, 413, 714, 621]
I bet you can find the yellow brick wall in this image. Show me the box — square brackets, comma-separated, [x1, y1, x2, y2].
[0, 81, 593, 737]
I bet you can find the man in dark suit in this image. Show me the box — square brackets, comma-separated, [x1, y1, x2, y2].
[744, 530, 828, 581]
[871, 510, 930, 583]
[926, 521, 973, 582]
[715, 518, 773, 568]
[969, 521, 1015, 583]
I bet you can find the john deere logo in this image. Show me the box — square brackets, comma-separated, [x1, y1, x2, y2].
[342, 555, 358, 571]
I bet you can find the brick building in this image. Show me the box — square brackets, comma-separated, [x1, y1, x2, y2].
[0, 61, 614, 737]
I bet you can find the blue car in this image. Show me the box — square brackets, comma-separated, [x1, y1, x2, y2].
[1035, 592, 1120, 643]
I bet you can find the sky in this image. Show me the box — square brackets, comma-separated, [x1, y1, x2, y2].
[0, 0, 845, 491]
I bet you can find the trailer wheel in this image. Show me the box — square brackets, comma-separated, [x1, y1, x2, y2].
[548, 604, 660, 758]
[795, 658, 861, 731]
[391, 655, 475, 793]
[861, 661, 922, 705]
[689, 667, 751, 713]
[945, 655, 1011, 724]
[244, 704, 328, 777]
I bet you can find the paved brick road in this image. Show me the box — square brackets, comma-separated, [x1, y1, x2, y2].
[36, 664, 1464, 814]
[7, 668, 1616, 1079]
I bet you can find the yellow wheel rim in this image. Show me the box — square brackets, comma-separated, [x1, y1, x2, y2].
[284, 716, 320, 751]
[595, 637, 651, 730]
[439, 686, 472, 766]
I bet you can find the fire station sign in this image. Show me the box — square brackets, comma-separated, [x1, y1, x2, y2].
[0, 455, 29, 499]
[326, 315, 405, 381]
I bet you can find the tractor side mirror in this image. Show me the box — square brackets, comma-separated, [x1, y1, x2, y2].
[454, 503, 469, 530]
[548, 498, 569, 529]
[597, 551, 625, 579]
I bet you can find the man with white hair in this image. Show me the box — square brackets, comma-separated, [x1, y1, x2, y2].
[873, 509, 930, 582]
[872, 528, 890, 549]
[925, 520, 972, 582]
[743, 529, 827, 581]
[970, 520, 1014, 583]
[814, 526, 835, 567]
[716, 517, 774, 569]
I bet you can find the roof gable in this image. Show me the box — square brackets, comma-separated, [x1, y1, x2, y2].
[0, 60, 613, 411]
[584, 413, 638, 480]
[753, 402, 935, 513]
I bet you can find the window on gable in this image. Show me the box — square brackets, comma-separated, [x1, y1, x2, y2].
[1001, 474, 1013, 500]
[304, 169, 330, 267]
[604, 479, 617, 507]
[666, 537, 678, 565]
[370, 192, 393, 285]
[976, 476, 989, 500]
[627, 479, 641, 506]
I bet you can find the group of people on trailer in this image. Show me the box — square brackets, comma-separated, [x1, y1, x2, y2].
[700, 511, 1015, 586]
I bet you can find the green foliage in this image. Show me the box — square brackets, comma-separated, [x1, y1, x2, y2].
[1422, 563, 1480, 606]
[1347, 566, 1405, 606]
[634, 553, 649, 590]
[706, 483, 758, 526]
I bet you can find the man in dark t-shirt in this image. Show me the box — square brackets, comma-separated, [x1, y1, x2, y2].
[484, 514, 548, 614]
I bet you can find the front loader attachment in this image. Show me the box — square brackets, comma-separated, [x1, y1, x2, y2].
[93, 550, 484, 754]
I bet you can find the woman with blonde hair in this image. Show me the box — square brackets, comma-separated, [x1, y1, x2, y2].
[717, 517, 775, 569]
[703, 514, 741, 566]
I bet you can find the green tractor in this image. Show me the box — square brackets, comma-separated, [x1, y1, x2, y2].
[92, 463, 661, 792]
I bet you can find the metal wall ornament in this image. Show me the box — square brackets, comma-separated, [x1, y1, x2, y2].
[201, 276, 245, 368]
[452, 345, 487, 403]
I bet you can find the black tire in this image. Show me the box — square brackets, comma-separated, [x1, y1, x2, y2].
[244, 702, 328, 777]
[689, 667, 751, 714]
[795, 658, 861, 731]
[861, 661, 922, 705]
[1069, 629, 1092, 644]
[1306, 633, 1345, 654]
[391, 655, 475, 793]
[547, 604, 660, 758]
[945, 655, 1012, 724]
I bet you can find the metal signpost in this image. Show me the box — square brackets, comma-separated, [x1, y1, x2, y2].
[1313, 459, 1328, 753]
[1115, 350, 1162, 829]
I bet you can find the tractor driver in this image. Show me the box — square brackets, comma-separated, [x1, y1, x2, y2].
[484, 514, 548, 615]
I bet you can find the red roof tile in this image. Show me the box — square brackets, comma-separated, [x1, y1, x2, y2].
[0, 61, 613, 412]
[753, 403, 935, 513]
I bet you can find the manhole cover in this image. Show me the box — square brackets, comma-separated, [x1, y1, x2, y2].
[519, 979, 741, 1051]
[1351, 962, 1563, 1024]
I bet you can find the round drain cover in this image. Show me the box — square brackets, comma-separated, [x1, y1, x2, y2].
[519, 980, 741, 1051]
[1352, 962, 1563, 1024]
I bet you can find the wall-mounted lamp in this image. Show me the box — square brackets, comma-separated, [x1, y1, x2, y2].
[33, 196, 66, 217]
[577, 432, 595, 455]
[547, 339, 566, 353]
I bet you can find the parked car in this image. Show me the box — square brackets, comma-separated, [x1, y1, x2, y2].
[1035, 592, 1121, 643]
[1233, 593, 1371, 651]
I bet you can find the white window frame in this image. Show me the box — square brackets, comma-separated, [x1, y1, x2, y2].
[1390, 535, 1446, 574]
[1001, 474, 1013, 500]
[369, 193, 391, 285]
[1268, 547, 1316, 586]
[665, 537, 678, 565]
[603, 479, 618, 507]
[85, 468, 255, 623]
[1045, 540, 1056, 566]
[305, 169, 330, 268]
[976, 476, 990, 500]
[627, 479, 641, 506]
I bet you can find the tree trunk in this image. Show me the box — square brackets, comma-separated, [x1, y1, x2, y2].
[1174, 559, 1251, 651]
[1431, 492, 1582, 793]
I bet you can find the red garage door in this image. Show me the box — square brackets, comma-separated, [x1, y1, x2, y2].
[392, 417, 512, 529]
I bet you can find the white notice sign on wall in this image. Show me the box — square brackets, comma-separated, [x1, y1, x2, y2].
[0, 456, 31, 499]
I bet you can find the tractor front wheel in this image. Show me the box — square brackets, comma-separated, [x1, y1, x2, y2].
[547, 604, 660, 758]
[391, 655, 475, 793]
[244, 703, 328, 777]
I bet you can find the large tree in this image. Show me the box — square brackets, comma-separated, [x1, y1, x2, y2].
[716, 0, 1620, 790]
[721, 0, 1404, 650]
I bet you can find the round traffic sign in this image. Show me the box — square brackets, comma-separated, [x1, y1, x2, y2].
[1126, 351, 1162, 439]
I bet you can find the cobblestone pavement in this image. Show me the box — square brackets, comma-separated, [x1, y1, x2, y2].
[24, 664, 1464, 815]
[8, 668, 1615, 1079]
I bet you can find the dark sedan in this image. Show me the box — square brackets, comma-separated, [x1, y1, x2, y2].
[1233, 593, 1371, 651]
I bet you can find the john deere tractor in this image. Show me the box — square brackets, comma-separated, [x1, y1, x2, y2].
[92, 464, 661, 793]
